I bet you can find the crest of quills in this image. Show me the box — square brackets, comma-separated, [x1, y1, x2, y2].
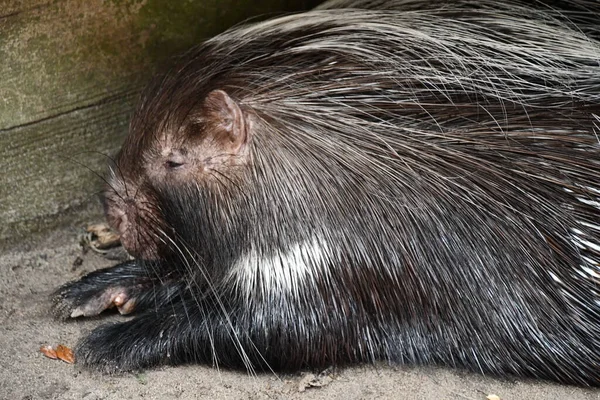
[53, 0, 600, 386]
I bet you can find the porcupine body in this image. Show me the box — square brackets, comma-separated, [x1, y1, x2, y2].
[52, 0, 600, 386]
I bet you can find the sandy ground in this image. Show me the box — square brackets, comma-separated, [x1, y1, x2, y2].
[1, 227, 599, 400]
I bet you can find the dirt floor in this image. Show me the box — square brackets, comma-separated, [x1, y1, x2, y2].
[1, 226, 599, 400]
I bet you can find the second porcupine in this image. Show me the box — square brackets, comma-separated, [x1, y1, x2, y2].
[52, 0, 600, 386]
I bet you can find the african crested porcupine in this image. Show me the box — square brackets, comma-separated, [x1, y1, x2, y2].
[53, 0, 600, 386]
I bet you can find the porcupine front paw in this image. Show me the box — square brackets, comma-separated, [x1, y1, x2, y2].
[51, 260, 159, 319]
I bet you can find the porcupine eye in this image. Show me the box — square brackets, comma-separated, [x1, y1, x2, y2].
[165, 160, 184, 169]
[164, 150, 187, 170]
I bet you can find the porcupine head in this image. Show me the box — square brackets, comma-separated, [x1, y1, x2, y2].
[103, 85, 256, 277]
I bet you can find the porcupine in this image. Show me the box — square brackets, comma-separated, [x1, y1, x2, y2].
[52, 0, 600, 386]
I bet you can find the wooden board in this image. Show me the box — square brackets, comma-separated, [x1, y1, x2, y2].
[0, 0, 318, 243]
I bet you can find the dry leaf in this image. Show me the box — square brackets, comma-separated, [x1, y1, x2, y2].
[40, 345, 58, 360]
[55, 344, 75, 364]
[297, 371, 333, 392]
[84, 223, 121, 250]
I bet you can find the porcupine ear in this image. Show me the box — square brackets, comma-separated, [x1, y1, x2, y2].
[203, 89, 248, 154]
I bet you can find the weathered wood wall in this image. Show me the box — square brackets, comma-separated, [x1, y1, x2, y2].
[0, 0, 318, 244]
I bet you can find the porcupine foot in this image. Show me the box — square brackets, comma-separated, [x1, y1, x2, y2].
[51, 260, 182, 319]
[73, 291, 254, 373]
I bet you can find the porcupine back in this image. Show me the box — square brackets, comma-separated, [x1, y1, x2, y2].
[127, 0, 600, 385]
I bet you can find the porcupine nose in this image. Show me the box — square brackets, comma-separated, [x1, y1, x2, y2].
[105, 197, 138, 257]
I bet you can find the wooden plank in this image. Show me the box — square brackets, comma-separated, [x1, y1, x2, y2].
[0, 0, 319, 243]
